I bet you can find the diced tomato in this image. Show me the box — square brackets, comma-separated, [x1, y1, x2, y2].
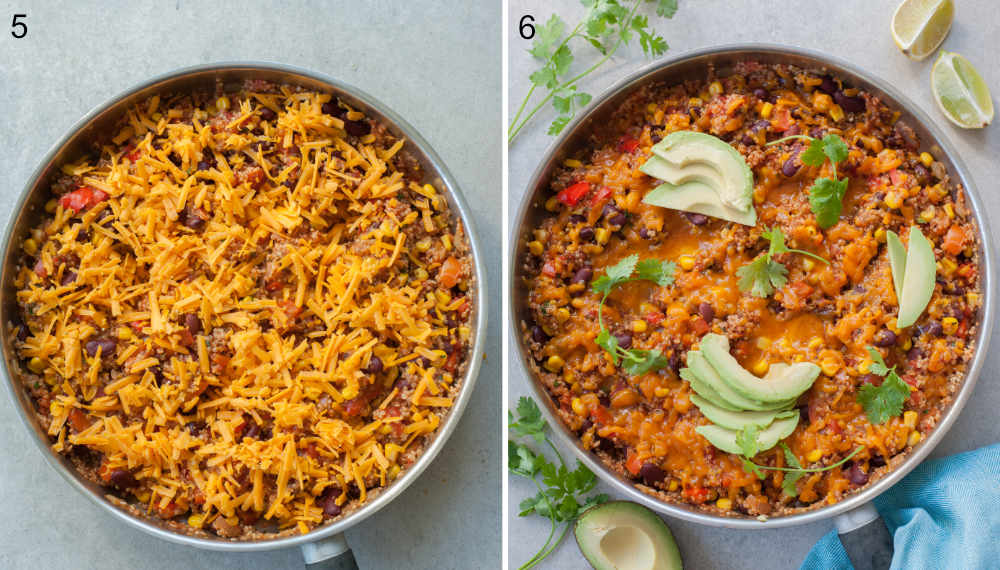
[887, 169, 904, 187]
[439, 257, 463, 289]
[682, 486, 710, 504]
[790, 281, 814, 297]
[771, 108, 794, 132]
[691, 317, 709, 335]
[591, 405, 612, 426]
[265, 276, 284, 292]
[625, 453, 643, 476]
[59, 187, 109, 213]
[33, 259, 47, 278]
[541, 262, 557, 278]
[128, 321, 145, 333]
[942, 225, 967, 256]
[279, 299, 303, 319]
[127, 148, 140, 162]
[557, 182, 590, 207]
[618, 136, 640, 154]
[68, 408, 91, 432]
[179, 329, 195, 347]
[645, 312, 664, 325]
[590, 186, 613, 206]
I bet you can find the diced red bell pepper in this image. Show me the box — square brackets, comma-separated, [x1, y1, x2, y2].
[59, 187, 109, 213]
[557, 182, 590, 207]
[618, 136, 640, 154]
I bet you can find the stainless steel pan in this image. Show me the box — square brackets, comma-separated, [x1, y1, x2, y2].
[509, 44, 994, 568]
[1, 62, 488, 569]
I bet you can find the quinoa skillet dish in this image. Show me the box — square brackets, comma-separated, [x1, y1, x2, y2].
[520, 61, 982, 518]
[11, 81, 474, 538]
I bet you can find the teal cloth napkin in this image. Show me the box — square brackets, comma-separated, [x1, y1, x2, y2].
[801, 443, 1000, 570]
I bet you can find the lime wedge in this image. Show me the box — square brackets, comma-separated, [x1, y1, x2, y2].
[932, 51, 994, 129]
[891, 0, 954, 61]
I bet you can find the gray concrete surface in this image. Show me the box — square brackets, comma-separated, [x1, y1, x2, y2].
[0, 2, 500, 569]
[508, 1, 1000, 568]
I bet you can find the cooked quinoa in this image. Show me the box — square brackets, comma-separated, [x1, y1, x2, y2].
[13, 81, 473, 537]
[521, 62, 981, 517]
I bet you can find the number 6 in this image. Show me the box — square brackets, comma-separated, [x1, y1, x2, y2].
[519, 15, 534, 40]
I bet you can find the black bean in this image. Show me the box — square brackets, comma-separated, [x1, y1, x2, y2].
[913, 164, 931, 185]
[874, 329, 897, 347]
[740, 135, 755, 146]
[76, 229, 90, 243]
[752, 88, 770, 101]
[750, 119, 770, 133]
[579, 227, 595, 242]
[907, 347, 924, 361]
[639, 228, 651, 239]
[810, 127, 826, 139]
[609, 213, 627, 227]
[197, 161, 211, 171]
[834, 91, 866, 113]
[320, 487, 343, 518]
[782, 156, 800, 177]
[784, 124, 802, 136]
[669, 352, 681, 372]
[366, 355, 384, 374]
[870, 454, 887, 467]
[242, 418, 260, 440]
[344, 119, 371, 137]
[85, 338, 116, 358]
[920, 321, 943, 337]
[568, 214, 586, 224]
[893, 121, 920, 151]
[61, 270, 77, 286]
[168, 153, 182, 167]
[639, 462, 666, 485]
[184, 313, 202, 335]
[860, 374, 880, 386]
[684, 213, 708, 226]
[571, 267, 593, 285]
[698, 302, 715, 322]
[531, 326, 548, 343]
[615, 333, 633, 349]
[259, 107, 277, 121]
[184, 213, 206, 231]
[819, 76, 838, 95]
[108, 468, 138, 489]
[602, 204, 621, 218]
[16, 324, 28, 342]
[847, 463, 869, 485]
[321, 102, 346, 118]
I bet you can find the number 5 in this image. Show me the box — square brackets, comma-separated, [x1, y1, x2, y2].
[11, 14, 27, 38]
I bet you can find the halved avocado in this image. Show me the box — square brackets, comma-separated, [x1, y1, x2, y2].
[689, 394, 797, 431]
[575, 501, 683, 570]
[695, 415, 799, 455]
[699, 334, 820, 404]
[896, 226, 937, 328]
[680, 367, 742, 412]
[648, 131, 754, 212]
[642, 180, 757, 226]
[886, 229, 907, 301]
[686, 351, 796, 412]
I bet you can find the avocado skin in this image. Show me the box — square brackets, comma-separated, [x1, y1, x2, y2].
[699, 334, 819, 403]
[575, 501, 683, 570]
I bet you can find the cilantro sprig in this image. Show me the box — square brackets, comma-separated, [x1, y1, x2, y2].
[510, 397, 609, 569]
[737, 226, 828, 298]
[509, 0, 677, 143]
[857, 346, 912, 424]
[592, 254, 675, 375]
[766, 133, 850, 228]
[738, 438, 865, 498]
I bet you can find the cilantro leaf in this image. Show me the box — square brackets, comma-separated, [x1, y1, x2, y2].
[509, 441, 543, 477]
[741, 457, 765, 479]
[595, 329, 620, 365]
[780, 443, 805, 497]
[529, 14, 566, 60]
[621, 349, 669, 376]
[821, 134, 849, 164]
[636, 258, 676, 286]
[510, 396, 549, 443]
[762, 226, 790, 256]
[799, 138, 827, 167]
[737, 255, 788, 298]
[655, 0, 679, 18]
[865, 346, 891, 377]
[857, 372, 911, 425]
[736, 425, 761, 458]
[809, 177, 849, 229]
[548, 115, 571, 136]
[605, 253, 639, 283]
[738, 443, 864, 497]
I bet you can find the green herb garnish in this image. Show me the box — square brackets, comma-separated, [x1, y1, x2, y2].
[857, 346, 912, 424]
[509, 0, 677, 143]
[739, 440, 865, 498]
[767, 133, 850, 228]
[737, 226, 828, 298]
[510, 397, 609, 569]
[592, 254, 675, 375]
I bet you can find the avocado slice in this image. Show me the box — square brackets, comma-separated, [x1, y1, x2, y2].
[685, 351, 795, 412]
[689, 394, 797, 431]
[896, 226, 937, 328]
[695, 415, 799, 455]
[886, 229, 907, 301]
[680, 367, 742, 412]
[642, 179, 757, 226]
[575, 501, 683, 570]
[699, 334, 820, 404]
[648, 130, 754, 212]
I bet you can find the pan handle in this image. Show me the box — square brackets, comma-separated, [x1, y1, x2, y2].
[834, 502, 893, 570]
[301, 533, 359, 570]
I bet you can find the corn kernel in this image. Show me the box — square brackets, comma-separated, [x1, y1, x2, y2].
[760, 102, 774, 119]
[632, 320, 648, 333]
[555, 307, 571, 322]
[436, 290, 452, 306]
[688, 97, 702, 107]
[939, 258, 957, 276]
[544, 197, 560, 212]
[942, 317, 958, 335]
[563, 159, 583, 168]
[571, 397, 587, 417]
[442, 234, 453, 251]
[908, 430, 922, 446]
[821, 359, 840, 377]
[668, 480, 679, 492]
[802, 258, 815, 271]
[755, 337, 772, 349]
[44, 199, 58, 214]
[874, 228, 886, 243]
[527, 240, 544, 256]
[716, 498, 732, 510]
[215, 96, 230, 111]
[708, 81, 723, 96]
[595, 228, 610, 245]
[885, 192, 902, 209]
[22, 238, 38, 255]
[967, 292, 980, 305]
[806, 449, 823, 463]
[117, 326, 133, 341]
[571, 298, 586, 309]
[413, 267, 429, 281]
[640, 303, 658, 315]
[27, 357, 45, 374]
[903, 410, 918, 429]
[654, 387, 670, 398]
[903, 338, 913, 350]
[920, 152, 934, 167]
[416, 238, 433, 252]
[808, 337, 823, 349]
[346, 110, 364, 121]
[751, 360, 769, 376]
[919, 206, 936, 223]
[545, 355, 564, 372]
[829, 105, 845, 122]
[678, 255, 695, 271]
[422, 183, 437, 196]
[49, 401, 62, 416]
